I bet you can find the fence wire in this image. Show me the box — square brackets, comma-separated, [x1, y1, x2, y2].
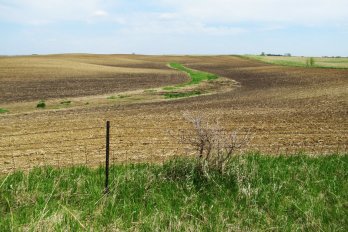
[0, 122, 347, 174]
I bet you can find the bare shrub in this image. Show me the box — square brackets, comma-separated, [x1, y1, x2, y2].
[176, 112, 252, 175]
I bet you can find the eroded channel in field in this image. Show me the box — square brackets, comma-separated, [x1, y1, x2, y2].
[0, 63, 238, 115]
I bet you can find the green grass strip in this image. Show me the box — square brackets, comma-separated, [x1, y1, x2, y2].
[169, 62, 218, 86]
[0, 153, 347, 231]
[243, 55, 348, 69]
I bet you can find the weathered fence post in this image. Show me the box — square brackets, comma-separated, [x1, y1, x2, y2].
[84, 146, 88, 165]
[104, 121, 110, 194]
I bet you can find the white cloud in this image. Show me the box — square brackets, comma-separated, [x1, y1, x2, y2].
[1, 0, 347, 56]
[0, 0, 114, 24]
[113, 12, 246, 37]
[159, 0, 348, 25]
[158, 13, 178, 21]
[1, 0, 347, 27]
[92, 10, 108, 17]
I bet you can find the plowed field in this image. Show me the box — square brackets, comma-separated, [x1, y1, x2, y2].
[0, 54, 347, 174]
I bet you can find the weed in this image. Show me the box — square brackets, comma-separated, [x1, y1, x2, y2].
[164, 90, 201, 99]
[0, 108, 9, 114]
[107, 96, 117, 100]
[60, 100, 71, 105]
[118, 95, 129, 99]
[177, 112, 251, 174]
[36, 100, 46, 108]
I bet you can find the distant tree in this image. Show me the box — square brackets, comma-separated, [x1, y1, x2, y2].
[266, 53, 282, 56]
[284, 53, 291, 57]
[260, 52, 265, 56]
[306, 57, 315, 67]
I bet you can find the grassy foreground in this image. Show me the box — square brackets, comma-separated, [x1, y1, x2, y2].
[0, 154, 347, 231]
[245, 55, 348, 69]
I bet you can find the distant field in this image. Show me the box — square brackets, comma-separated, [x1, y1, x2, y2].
[245, 55, 348, 69]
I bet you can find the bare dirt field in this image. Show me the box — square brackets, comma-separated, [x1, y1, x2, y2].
[0, 54, 187, 103]
[0, 54, 347, 174]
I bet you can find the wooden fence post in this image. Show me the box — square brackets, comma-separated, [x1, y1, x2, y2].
[104, 121, 110, 194]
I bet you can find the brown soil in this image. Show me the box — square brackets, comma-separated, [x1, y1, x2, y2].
[0, 54, 187, 103]
[0, 54, 347, 174]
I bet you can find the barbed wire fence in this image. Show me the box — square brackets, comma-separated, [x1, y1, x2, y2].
[0, 121, 347, 175]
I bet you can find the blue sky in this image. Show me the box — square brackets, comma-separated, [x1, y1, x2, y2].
[1, 0, 347, 56]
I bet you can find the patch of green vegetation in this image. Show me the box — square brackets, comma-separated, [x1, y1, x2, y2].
[244, 55, 348, 69]
[0, 154, 346, 231]
[60, 100, 71, 105]
[53, 100, 72, 109]
[306, 57, 315, 67]
[270, 59, 306, 67]
[161, 63, 218, 99]
[143, 89, 157, 93]
[164, 90, 201, 99]
[244, 55, 305, 67]
[118, 94, 129, 99]
[169, 62, 218, 86]
[162, 86, 177, 91]
[36, 100, 46, 108]
[107, 95, 130, 100]
[0, 108, 9, 114]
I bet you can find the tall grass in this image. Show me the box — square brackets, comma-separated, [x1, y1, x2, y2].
[0, 154, 347, 231]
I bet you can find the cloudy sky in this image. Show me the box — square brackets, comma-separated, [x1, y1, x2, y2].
[1, 0, 347, 56]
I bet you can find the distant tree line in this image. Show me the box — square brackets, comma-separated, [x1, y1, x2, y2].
[260, 52, 347, 58]
[322, 56, 344, 58]
[260, 52, 291, 57]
